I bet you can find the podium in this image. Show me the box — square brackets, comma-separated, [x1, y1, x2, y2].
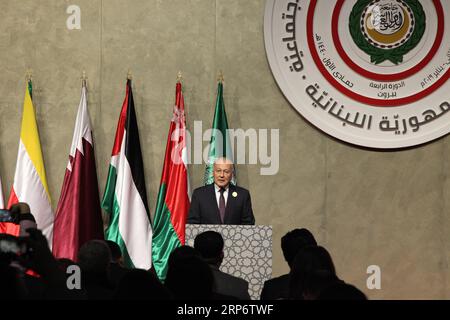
[185, 224, 273, 300]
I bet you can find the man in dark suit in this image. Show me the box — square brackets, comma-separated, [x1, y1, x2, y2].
[194, 231, 251, 300]
[260, 228, 317, 300]
[187, 158, 255, 225]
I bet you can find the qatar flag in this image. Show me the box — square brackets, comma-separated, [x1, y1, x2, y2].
[52, 82, 104, 261]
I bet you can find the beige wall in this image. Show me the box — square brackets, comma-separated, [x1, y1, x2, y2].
[0, 0, 449, 299]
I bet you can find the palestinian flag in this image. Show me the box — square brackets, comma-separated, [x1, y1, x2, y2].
[152, 81, 190, 281]
[1, 81, 53, 241]
[52, 83, 104, 261]
[102, 79, 152, 269]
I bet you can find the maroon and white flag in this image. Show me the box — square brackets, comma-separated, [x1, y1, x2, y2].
[52, 83, 104, 261]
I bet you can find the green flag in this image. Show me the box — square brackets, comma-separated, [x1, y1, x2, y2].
[203, 81, 236, 185]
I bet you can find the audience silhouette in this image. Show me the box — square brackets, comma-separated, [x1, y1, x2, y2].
[260, 228, 317, 300]
[165, 245, 214, 300]
[194, 230, 251, 300]
[1, 203, 367, 301]
[289, 245, 339, 300]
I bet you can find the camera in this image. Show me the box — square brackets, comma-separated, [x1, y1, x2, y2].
[0, 209, 17, 223]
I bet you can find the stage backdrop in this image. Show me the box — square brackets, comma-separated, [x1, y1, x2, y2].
[0, 0, 449, 299]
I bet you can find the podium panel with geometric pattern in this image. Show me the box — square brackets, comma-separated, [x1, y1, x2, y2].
[185, 224, 273, 300]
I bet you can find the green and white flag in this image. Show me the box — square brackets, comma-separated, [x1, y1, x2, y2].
[203, 81, 236, 185]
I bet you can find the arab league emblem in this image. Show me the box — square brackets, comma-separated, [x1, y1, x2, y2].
[349, 0, 426, 65]
[264, 0, 450, 149]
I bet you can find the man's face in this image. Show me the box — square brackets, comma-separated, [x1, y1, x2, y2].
[213, 161, 233, 188]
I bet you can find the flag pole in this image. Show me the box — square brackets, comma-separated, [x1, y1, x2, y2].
[177, 70, 182, 83]
[25, 69, 32, 82]
[217, 70, 224, 83]
[127, 69, 132, 80]
[81, 70, 87, 88]
[25, 69, 33, 99]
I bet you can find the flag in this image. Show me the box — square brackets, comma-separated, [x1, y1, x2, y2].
[1, 81, 53, 241]
[101, 79, 152, 269]
[152, 81, 190, 281]
[52, 83, 104, 261]
[203, 81, 235, 185]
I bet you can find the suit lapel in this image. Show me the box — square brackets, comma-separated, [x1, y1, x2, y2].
[208, 184, 222, 223]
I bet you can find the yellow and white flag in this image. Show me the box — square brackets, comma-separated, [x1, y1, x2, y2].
[6, 82, 53, 242]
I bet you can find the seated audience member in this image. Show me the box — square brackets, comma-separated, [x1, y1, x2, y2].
[113, 269, 171, 300]
[165, 246, 214, 300]
[301, 270, 341, 300]
[194, 231, 251, 300]
[317, 281, 368, 300]
[260, 228, 317, 300]
[77, 240, 114, 300]
[57, 258, 76, 271]
[166, 245, 201, 265]
[289, 245, 339, 300]
[105, 240, 129, 288]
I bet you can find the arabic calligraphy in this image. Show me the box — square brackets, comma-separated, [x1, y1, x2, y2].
[332, 71, 354, 88]
[319, 41, 353, 88]
[306, 84, 371, 129]
[282, 0, 303, 72]
[378, 102, 450, 135]
[323, 58, 336, 71]
[420, 60, 450, 88]
[369, 81, 405, 91]
[370, 81, 405, 99]
[315, 34, 326, 54]
[372, 3, 404, 34]
[306, 83, 450, 135]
